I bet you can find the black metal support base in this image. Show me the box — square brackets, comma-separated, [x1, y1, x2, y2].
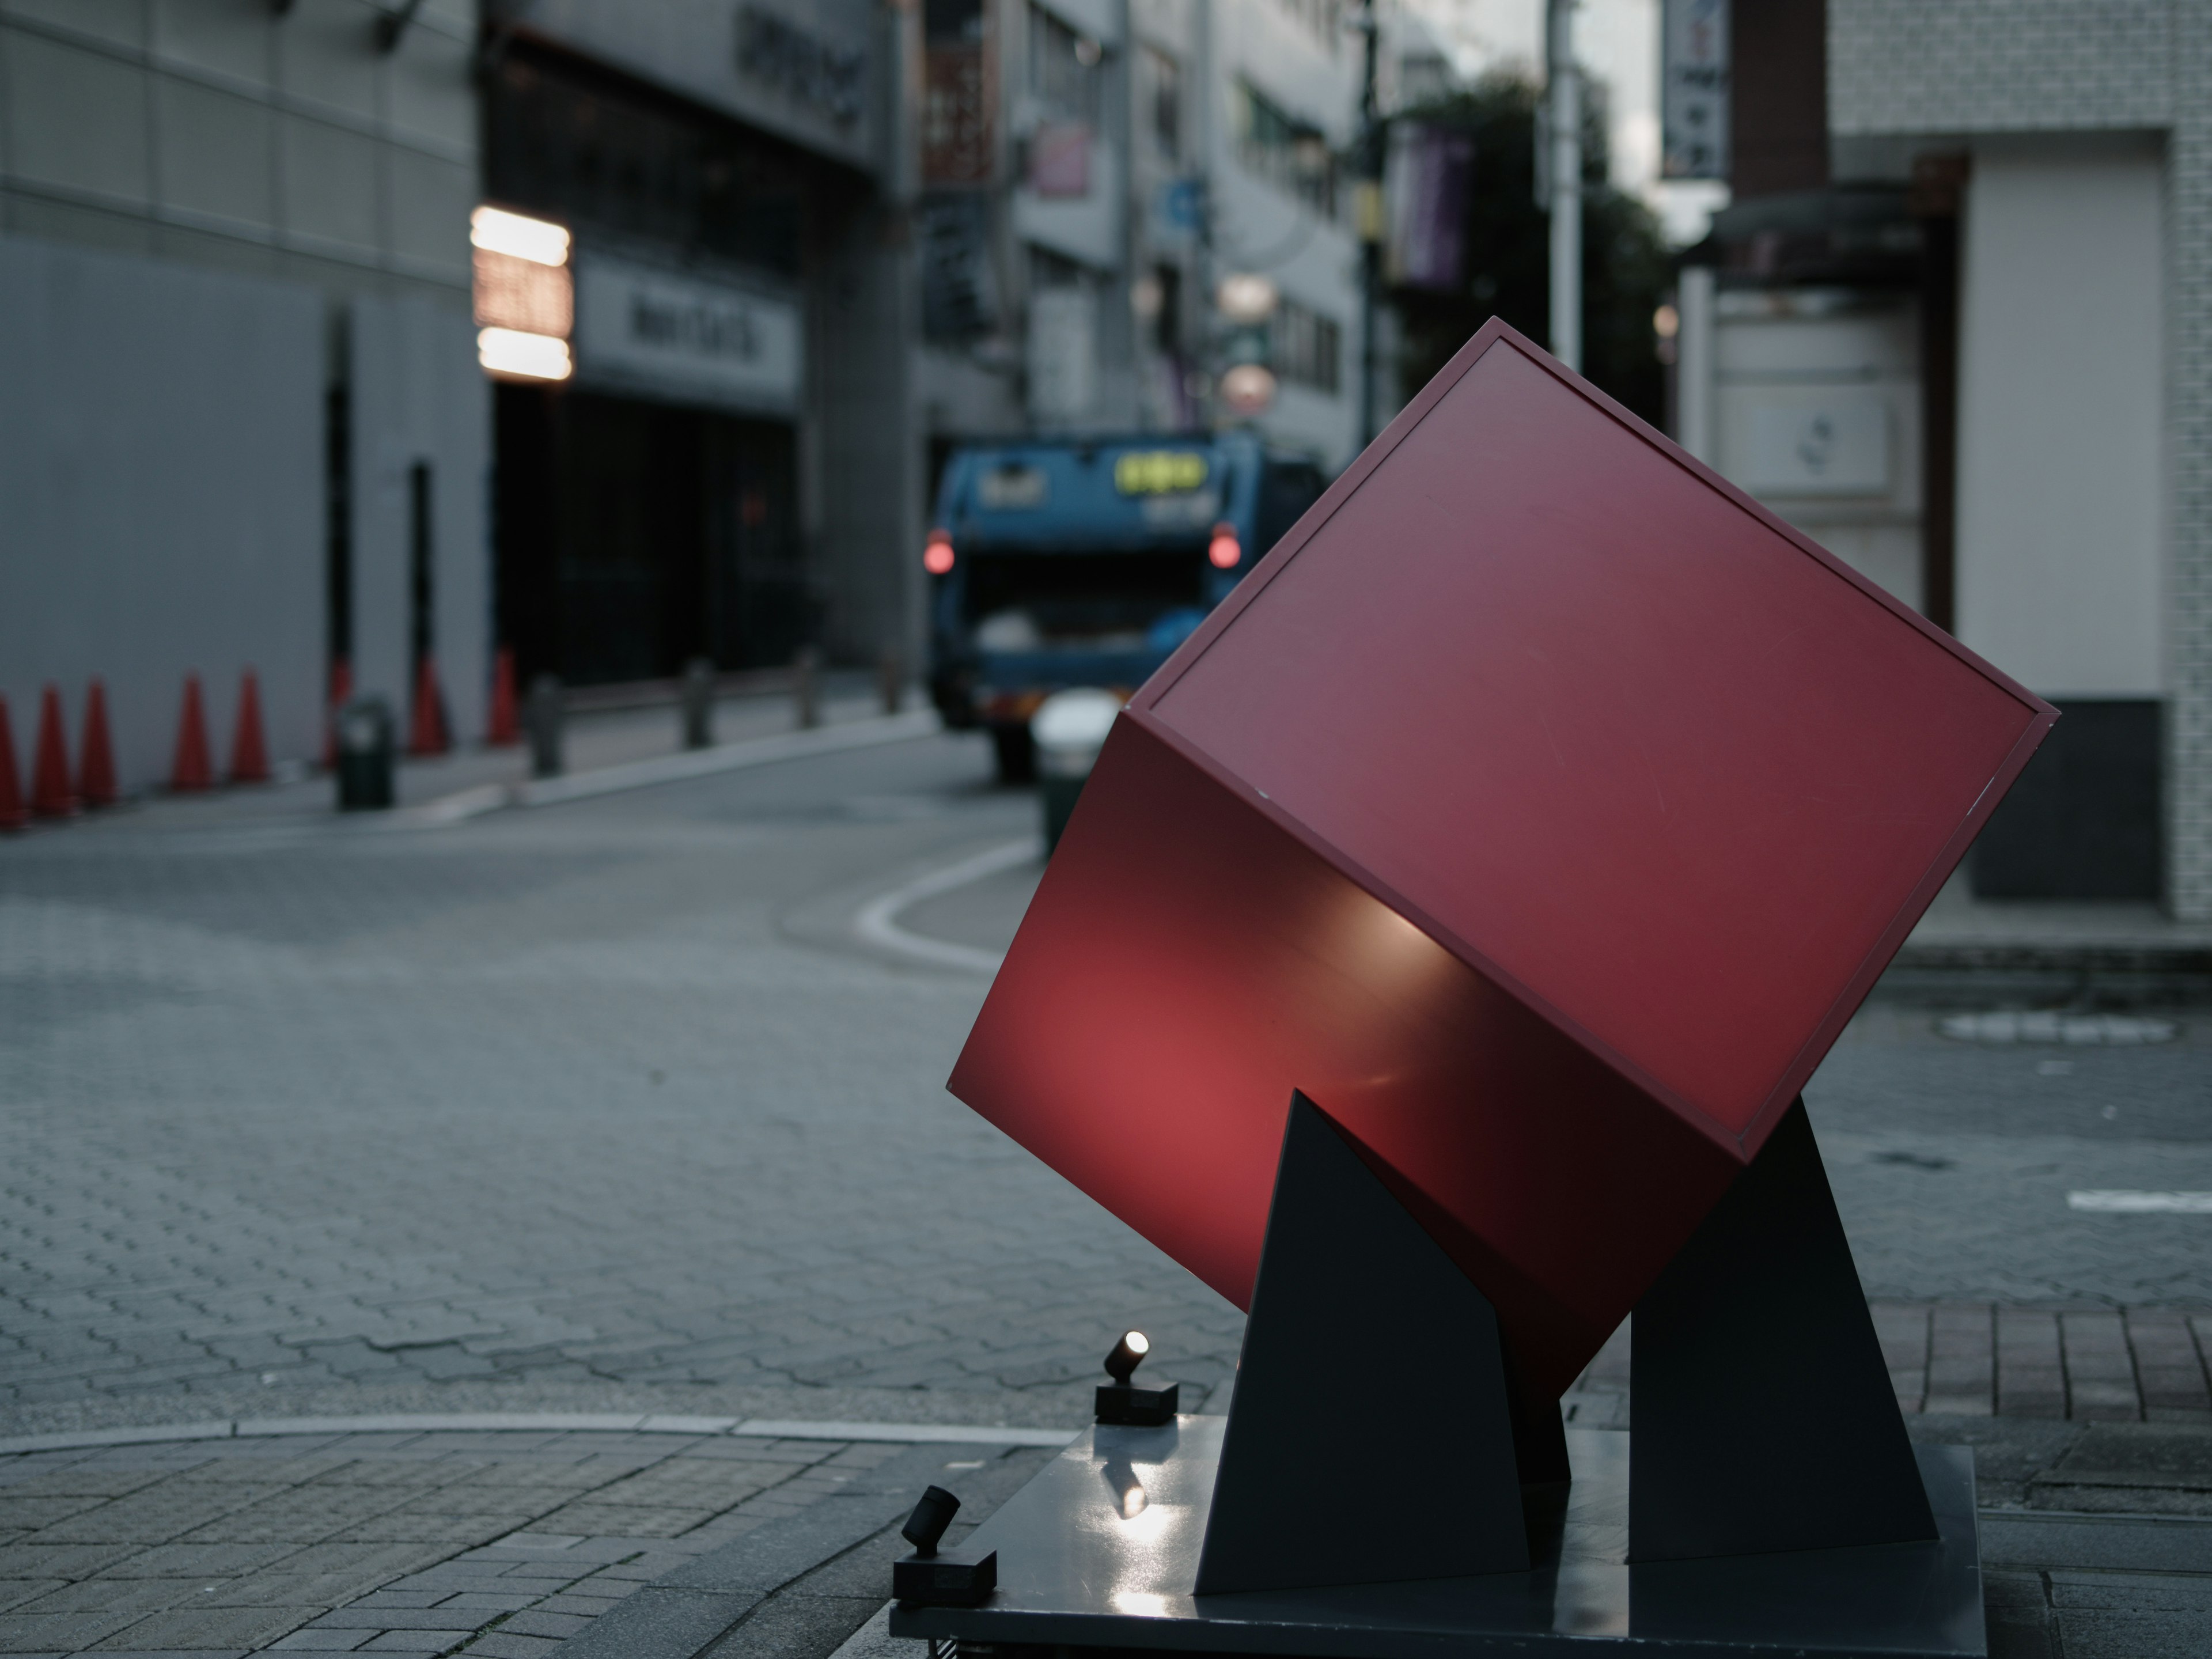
[888, 1417, 1986, 1657]
[1630, 1098, 1938, 1562]
[1192, 1093, 1531, 1594]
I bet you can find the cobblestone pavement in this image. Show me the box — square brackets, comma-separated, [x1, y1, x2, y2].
[0, 1422, 1043, 1656]
[0, 733, 1243, 1441]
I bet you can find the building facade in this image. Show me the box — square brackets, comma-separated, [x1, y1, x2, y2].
[1673, 0, 2208, 916]
[482, 0, 919, 686]
[0, 0, 488, 789]
[915, 0, 1369, 509]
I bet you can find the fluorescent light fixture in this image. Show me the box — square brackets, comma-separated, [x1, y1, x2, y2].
[478, 327, 573, 382]
[471, 206, 571, 267]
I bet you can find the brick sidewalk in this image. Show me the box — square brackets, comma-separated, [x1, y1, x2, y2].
[0, 1426, 919, 1655]
[1571, 1301, 2212, 1423]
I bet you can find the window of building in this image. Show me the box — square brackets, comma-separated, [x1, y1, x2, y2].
[1142, 45, 1181, 159]
[1029, 3, 1103, 124]
[1232, 81, 1335, 215]
[1275, 298, 1341, 394]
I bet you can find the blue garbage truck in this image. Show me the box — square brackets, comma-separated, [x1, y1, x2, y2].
[925, 433, 1329, 781]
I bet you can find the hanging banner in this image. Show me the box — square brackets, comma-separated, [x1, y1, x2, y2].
[1384, 124, 1475, 292]
[1661, 0, 1730, 180]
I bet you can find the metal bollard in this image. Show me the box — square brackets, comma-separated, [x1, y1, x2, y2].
[1032, 688, 1122, 854]
[526, 674, 565, 778]
[794, 645, 821, 729]
[680, 657, 716, 750]
[334, 695, 396, 810]
[878, 648, 904, 715]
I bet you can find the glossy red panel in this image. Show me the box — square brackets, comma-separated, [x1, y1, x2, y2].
[1141, 328, 2053, 1151]
[950, 717, 1741, 1404]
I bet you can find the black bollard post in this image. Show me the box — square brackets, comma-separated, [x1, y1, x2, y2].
[681, 657, 715, 750]
[526, 675, 564, 778]
[794, 645, 821, 729]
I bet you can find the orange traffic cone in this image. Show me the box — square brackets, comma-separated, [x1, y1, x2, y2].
[0, 697, 26, 832]
[229, 669, 270, 784]
[487, 647, 520, 747]
[78, 679, 118, 808]
[321, 658, 352, 770]
[171, 673, 213, 792]
[408, 656, 447, 756]
[31, 684, 79, 817]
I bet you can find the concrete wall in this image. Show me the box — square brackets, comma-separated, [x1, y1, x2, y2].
[1828, 0, 2212, 918]
[1955, 142, 2165, 699]
[0, 233, 323, 793]
[349, 295, 490, 745]
[0, 0, 476, 309]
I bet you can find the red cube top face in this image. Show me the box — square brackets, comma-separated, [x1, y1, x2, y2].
[1137, 325, 2053, 1154]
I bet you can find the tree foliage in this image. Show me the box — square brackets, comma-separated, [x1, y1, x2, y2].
[1389, 73, 1671, 429]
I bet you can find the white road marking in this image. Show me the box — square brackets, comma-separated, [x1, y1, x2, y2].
[851, 836, 1041, 974]
[2068, 1191, 2212, 1214]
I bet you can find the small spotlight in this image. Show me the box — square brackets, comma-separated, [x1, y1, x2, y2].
[901, 1484, 959, 1556]
[1096, 1330, 1179, 1426]
[1104, 1330, 1150, 1385]
[892, 1484, 998, 1607]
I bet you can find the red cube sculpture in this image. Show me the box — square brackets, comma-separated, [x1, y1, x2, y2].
[949, 321, 2054, 1415]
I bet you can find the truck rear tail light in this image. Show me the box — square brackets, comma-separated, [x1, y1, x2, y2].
[925, 529, 956, 575]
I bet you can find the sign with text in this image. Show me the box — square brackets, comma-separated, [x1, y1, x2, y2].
[1661, 0, 1729, 180]
[574, 255, 802, 412]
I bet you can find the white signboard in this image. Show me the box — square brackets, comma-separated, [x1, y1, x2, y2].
[1028, 287, 1098, 423]
[1737, 393, 1891, 497]
[1661, 0, 1729, 180]
[574, 255, 802, 412]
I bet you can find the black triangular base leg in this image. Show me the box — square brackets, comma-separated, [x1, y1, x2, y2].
[1194, 1093, 1532, 1596]
[1629, 1098, 1938, 1562]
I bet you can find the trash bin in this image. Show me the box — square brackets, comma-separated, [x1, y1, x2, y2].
[334, 695, 395, 811]
[1031, 688, 1123, 854]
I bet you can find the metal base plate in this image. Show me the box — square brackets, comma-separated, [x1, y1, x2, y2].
[889, 1418, 1985, 1658]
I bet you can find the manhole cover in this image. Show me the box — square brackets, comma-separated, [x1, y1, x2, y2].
[1939, 1011, 2178, 1046]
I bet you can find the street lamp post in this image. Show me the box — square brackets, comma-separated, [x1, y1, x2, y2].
[1355, 0, 1382, 446]
[1545, 0, 1581, 373]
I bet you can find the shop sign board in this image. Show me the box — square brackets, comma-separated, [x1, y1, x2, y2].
[1661, 0, 1729, 180]
[573, 255, 802, 414]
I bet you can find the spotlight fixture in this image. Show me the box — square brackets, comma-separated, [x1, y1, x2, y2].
[902, 1485, 960, 1556]
[1096, 1330, 1180, 1426]
[892, 1484, 998, 1608]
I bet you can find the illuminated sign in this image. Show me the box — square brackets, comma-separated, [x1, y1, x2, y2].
[1114, 450, 1210, 495]
[472, 206, 573, 383]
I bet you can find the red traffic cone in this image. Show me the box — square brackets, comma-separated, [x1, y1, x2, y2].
[32, 684, 79, 817]
[171, 673, 213, 792]
[408, 656, 447, 756]
[229, 669, 270, 784]
[487, 647, 520, 747]
[79, 679, 118, 808]
[0, 697, 26, 832]
[321, 658, 352, 770]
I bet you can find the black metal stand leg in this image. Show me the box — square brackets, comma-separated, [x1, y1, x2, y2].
[1194, 1092, 1533, 1596]
[1629, 1097, 1938, 1562]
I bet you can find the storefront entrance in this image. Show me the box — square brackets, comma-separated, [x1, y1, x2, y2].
[496, 386, 804, 685]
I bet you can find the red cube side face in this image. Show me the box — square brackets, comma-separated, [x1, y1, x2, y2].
[948, 321, 2054, 1399]
[949, 716, 1745, 1403]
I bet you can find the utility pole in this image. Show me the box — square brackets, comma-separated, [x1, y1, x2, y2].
[1355, 0, 1383, 446]
[1545, 0, 1581, 372]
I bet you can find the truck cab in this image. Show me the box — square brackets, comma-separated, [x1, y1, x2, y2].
[926, 433, 1327, 780]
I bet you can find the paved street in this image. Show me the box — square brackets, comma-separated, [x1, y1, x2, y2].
[3, 725, 2211, 1654]
[3, 728, 2209, 1438]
